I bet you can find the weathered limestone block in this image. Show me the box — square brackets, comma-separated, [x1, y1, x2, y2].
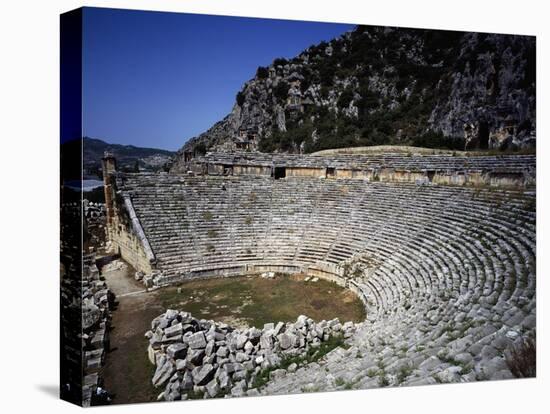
[230, 381, 247, 397]
[165, 323, 183, 338]
[166, 343, 188, 360]
[193, 364, 216, 386]
[187, 331, 207, 349]
[188, 349, 206, 366]
[436, 366, 463, 383]
[205, 340, 216, 356]
[244, 340, 254, 353]
[234, 334, 248, 350]
[277, 333, 297, 350]
[273, 322, 284, 336]
[419, 356, 442, 371]
[205, 378, 220, 398]
[447, 335, 474, 354]
[152, 360, 175, 387]
[218, 370, 232, 390]
[216, 346, 229, 358]
[181, 371, 194, 391]
[260, 333, 274, 350]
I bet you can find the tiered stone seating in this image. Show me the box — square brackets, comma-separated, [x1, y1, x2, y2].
[196, 151, 536, 174]
[117, 172, 536, 387]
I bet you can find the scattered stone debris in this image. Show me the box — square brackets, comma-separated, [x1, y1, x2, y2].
[146, 311, 357, 400]
[102, 260, 127, 273]
[81, 253, 113, 406]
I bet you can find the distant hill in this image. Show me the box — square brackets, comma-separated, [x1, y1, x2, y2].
[171, 25, 535, 171]
[83, 137, 175, 175]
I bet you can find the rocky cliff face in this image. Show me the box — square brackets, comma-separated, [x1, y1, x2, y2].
[429, 32, 535, 150]
[172, 25, 535, 171]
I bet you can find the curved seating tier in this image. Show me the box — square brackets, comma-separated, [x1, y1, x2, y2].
[119, 174, 534, 315]
[197, 152, 536, 173]
[118, 173, 536, 386]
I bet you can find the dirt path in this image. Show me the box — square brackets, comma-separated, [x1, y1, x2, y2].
[101, 262, 163, 404]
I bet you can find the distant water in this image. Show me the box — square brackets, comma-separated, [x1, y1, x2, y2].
[65, 179, 104, 192]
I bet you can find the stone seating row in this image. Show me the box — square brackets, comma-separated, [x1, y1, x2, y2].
[117, 175, 534, 330]
[196, 152, 536, 173]
[119, 173, 536, 386]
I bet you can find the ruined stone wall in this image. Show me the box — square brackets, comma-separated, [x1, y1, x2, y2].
[188, 152, 535, 188]
[206, 163, 273, 176]
[429, 171, 527, 187]
[334, 168, 526, 187]
[81, 253, 112, 406]
[207, 163, 225, 175]
[103, 162, 155, 274]
[200, 164, 529, 188]
[377, 169, 428, 183]
[154, 263, 307, 288]
[286, 167, 326, 178]
[334, 169, 370, 180]
[306, 265, 346, 286]
[107, 215, 154, 274]
[488, 172, 528, 187]
[431, 172, 468, 186]
[233, 165, 272, 176]
[154, 260, 350, 297]
[462, 172, 484, 186]
[83, 200, 107, 252]
[246, 263, 304, 275]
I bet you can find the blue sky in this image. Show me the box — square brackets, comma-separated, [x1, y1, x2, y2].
[82, 7, 353, 151]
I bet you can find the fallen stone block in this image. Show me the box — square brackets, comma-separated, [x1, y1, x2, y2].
[188, 349, 206, 366]
[165, 323, 183, 338]
[193, 364, 216, 386]
[166, 343, 188, 360]
[187, 331, 207, 349]
[234, 334, 248, 350]
[260, 334, 273, 350]
[205, 378, 220, 398]
[152, 360, 175, 387]
[216, 346, 229, 358]
[230, 381, 247, 397]
[277, 333, 297, 350]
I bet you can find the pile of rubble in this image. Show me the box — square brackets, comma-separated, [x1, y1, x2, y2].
[83, 200, 107, 251]
[146, 310, 357, 400]
[102, 259, 127, 273]
[81, 253, 112, 406]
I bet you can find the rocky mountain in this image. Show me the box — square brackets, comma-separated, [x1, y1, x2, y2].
[83, 137, 175, 175]
[171, 25, 535, 170]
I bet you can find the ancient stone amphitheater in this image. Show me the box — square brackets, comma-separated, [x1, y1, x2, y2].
[103, 151, 536, 395]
